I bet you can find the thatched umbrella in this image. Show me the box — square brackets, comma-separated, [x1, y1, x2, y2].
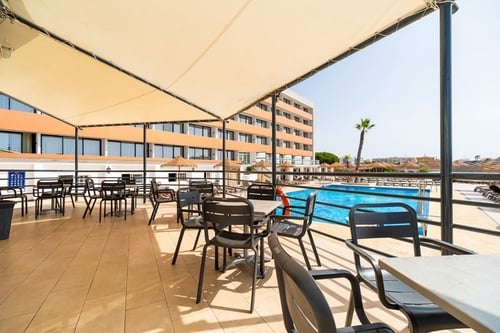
[278, 161, 295, 182]
[213, 160, 242, 188]
[329, 162, 345, 171]
[252, 160, 271, 182]
[160, 156, 198, 189]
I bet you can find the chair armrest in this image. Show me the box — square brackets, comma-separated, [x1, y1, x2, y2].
[309, 268, 370, 325]
[345, 239, 397, 310]
[419, 237, 476, 255]
[270, 214, 303, 222]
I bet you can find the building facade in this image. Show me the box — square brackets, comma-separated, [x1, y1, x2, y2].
[0, 90, 314, 168]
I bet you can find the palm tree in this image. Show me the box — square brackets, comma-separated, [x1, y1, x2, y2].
[354, 118, 375, 172]
[342, 154, 351, 168]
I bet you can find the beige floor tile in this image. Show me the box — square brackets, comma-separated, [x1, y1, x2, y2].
[125, 301, 174, 333]
[76, 292, 126, 333]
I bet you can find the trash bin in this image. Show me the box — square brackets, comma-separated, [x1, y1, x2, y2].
[0, 201, 16, 240]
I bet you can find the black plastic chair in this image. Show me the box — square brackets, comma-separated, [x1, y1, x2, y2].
[82, 178, 100, 218]
[345, 202, 475, 333]
[33, 178, 65, 219]
[172, 188, 203, 265]
[196, 197, 262, 313]
[247, 183, 276, 223]
[271, 191, 320, 270]
[269, 232, 395, 333]
[58, 174, 75, 207]
[149, 179, 176, 225]
[99, 180, 127, 223]
[189, 180, 214, 201]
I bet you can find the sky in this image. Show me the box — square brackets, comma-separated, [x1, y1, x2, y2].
[293, 0, 499, 161]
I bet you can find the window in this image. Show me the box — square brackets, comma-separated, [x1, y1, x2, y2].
[294, 116, 301, 123]
[107, 140, 143, 157]
[283, 98, 291, 105]
[239, 133, 252, 143]
[238, 152, 250, 164]
[217, 129, 235, 140]
[303, 119, 310, 126]
[189, 147, 211, 160]
[62, 137, 101, 155]
[154, 144, 183, 158]
[284, 141, 291, 148]
[189, 124, 211, 137]
[283, 112, 291, 119]
[216, 150, 236, 160]
[0, 94, 36, 113]
[153, 123, 184, 133]
[294, 143, 301, 149]
[294, 129, 301, 136]
[283, 127, 291, 134]
[255, 136, 267, 145]
[238, 114, 253, 125]
[0, 131, 22, 152]
[255, 119, 267, 128]
[294, 102, 301, 109]
[257, 103, 268, 111]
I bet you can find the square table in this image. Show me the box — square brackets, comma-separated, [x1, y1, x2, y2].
[379, 254, 500, 333]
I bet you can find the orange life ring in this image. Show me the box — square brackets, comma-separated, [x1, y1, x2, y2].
[276, 186, 291, 216]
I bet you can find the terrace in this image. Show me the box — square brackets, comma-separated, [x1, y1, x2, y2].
[0, 170, 498, 332]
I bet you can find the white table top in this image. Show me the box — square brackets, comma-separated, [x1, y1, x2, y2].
[249, 199, 282, 215]
[379, 254, 500, 333]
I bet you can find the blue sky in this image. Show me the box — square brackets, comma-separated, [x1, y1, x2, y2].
[293, 1, 499, 161]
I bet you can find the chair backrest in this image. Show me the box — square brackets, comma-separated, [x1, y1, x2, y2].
[85, 177, 98, 195]
[202, 197, 255, 243]
[349, 202, 421, 259]
[58, 175, 73, 185]
[303, 191, 317, 220]
[101, 180, 126, 199]
[247, 183, 276, 201]
[269, 232, 337, 332]
[177, 188, 202, 223]
[37, 178, 64, 196]
[189, 180, 214, 198]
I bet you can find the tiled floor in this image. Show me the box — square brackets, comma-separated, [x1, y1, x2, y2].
[0, 197, 482, 332]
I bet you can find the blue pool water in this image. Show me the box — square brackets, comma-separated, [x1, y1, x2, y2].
[285, 184, 430, 224]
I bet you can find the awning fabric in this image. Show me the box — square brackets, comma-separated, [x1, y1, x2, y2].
[0, 0, 438, 127]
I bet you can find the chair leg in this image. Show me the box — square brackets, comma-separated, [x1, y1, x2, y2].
[192, 229, 201, 250]
[307, 230, 321, 267]
[99, 200, 103, 223]
[149, 203, 159, 225]
[172, 228, 186, 265]
[298, 238, 312, 270]
[123, 199, 127, 221]
[259, 237, 265, 278]
[249, 248, 257, 313]
[196, 244, 209, 304]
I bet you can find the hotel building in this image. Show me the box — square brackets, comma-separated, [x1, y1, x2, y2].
[0, 90, 314, 176]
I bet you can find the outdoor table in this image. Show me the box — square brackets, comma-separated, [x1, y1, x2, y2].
[224, 199, 283, 277]
[379, 254, 500, 333]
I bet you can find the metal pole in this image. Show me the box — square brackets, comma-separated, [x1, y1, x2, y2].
[143, 123, 147, 203]
[439, 2, 453, 244]
[222, 120, 226, 197]
[271, 93, 278, 186]
[74, 127, 79, 201]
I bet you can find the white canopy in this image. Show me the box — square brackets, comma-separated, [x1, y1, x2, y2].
[0, 0, 438, 127]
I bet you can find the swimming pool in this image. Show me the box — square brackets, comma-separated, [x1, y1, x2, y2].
[285, 184, 430, 224]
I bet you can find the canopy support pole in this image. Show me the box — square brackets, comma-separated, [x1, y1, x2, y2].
[222, 120, 227, 198]
[143, 124, 147, 203]
[439, 1, 453, 245]
[271, 93, 278, 186]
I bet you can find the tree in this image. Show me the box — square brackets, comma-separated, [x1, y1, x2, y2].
[354, 118, 375, 172]
[315, 152, 339, 164]
[342, 154, 351, 168]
